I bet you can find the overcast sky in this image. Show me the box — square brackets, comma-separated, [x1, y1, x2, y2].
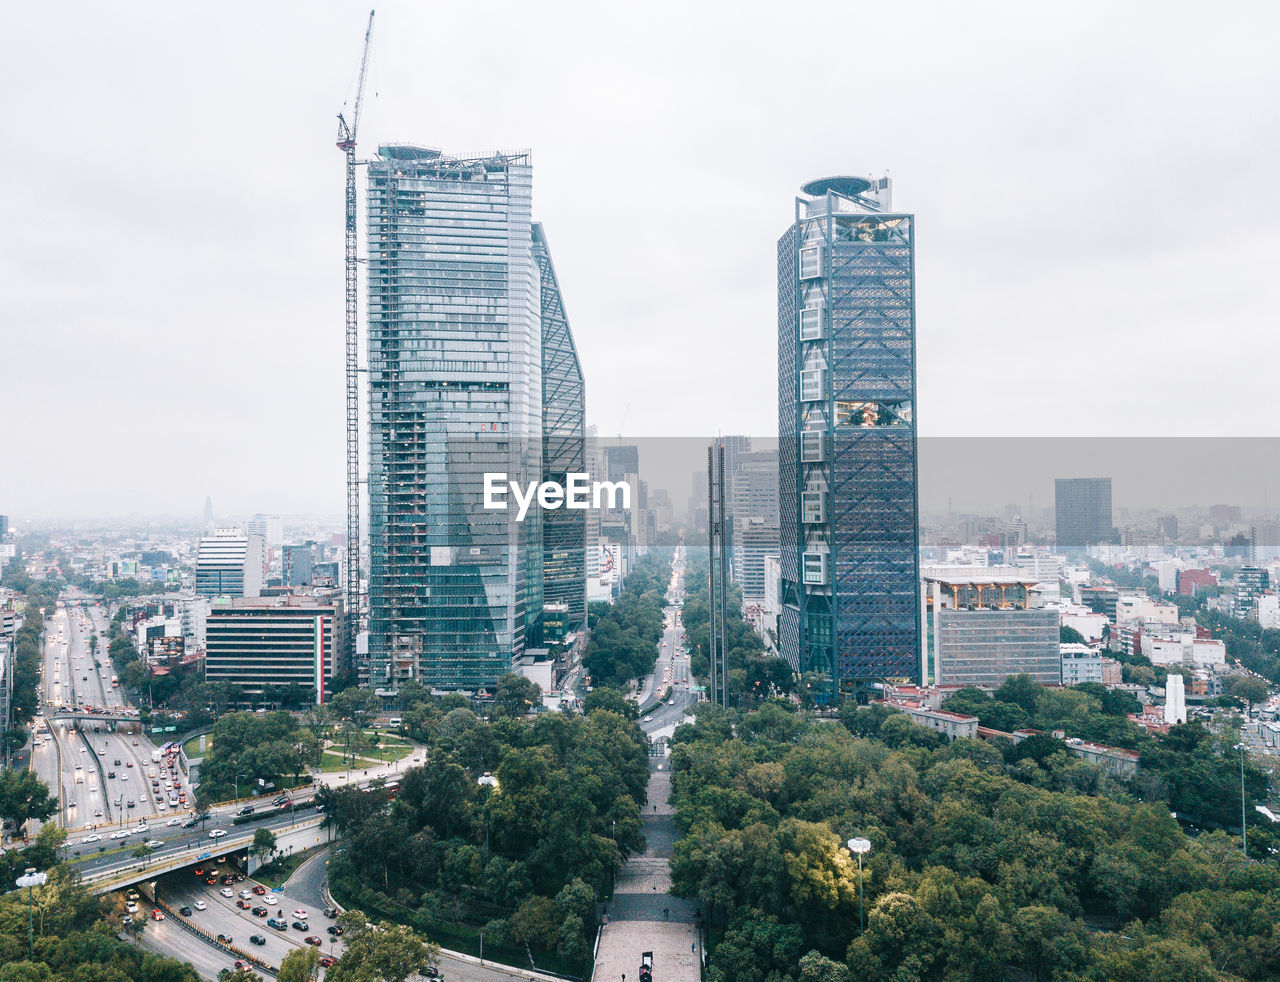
[4, 1, 1279, 520]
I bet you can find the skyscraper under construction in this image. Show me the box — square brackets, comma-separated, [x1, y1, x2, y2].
[365, 146, 584, 694]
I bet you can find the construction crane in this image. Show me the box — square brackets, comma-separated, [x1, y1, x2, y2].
[337, 9, 375, 673]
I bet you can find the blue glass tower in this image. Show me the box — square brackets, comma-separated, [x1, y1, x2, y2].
[778, 176, 921, 701]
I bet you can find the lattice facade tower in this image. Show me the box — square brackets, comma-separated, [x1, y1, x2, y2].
[778, 176, 921, 701]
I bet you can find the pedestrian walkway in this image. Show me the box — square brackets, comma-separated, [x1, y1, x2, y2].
[594, 761, 700, 981]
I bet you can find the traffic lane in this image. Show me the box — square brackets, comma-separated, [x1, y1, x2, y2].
[162, 868, 342, 969]
[68, 811, 321, 876]
[133, 913, 237, 982]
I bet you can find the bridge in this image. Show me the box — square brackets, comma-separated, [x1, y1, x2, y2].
[70, 816, 327, 894]
[43, 709, 141, 725]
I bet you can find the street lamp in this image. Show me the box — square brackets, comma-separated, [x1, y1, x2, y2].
[16, 868, 48, 959]
[1236, 742, 1248, 856]
[847, 837, 871, 935]
[477, 773, 499, 851]
[234, 773, 246, 802]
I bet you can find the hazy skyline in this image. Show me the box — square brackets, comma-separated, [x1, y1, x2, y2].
[4, 1, 1279, 518]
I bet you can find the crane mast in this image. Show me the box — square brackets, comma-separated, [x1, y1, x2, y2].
[337, 9, 374, 678]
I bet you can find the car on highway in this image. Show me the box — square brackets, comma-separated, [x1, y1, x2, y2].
[110, 830, 130, 840]
[193, 900, 207, 911]
[126, 761, 133, 767]
[145, 839, 163, 848]
[239, 889, 253, 900]
[291, 920, 309, 931]
[233, 960, 248, 970]
[124, 902, 138, 913]
[251, 906, 268, 917]
[126, 800, 135, 808]
[219, 888, 234, 898]
[179, 906, 193, 917]
[249, 935, 266, 946]
[83, 834, 102, 843]
[327, 925, 343, 936]
[205, 876, 218, 885]
[209, 829, 227, 838]
[216, 933, 233, 944]
[107, 771, 116, 779]
[267, 916, 288, 930]
[166, 818, 181, 827]
[323, 907, 337, 918]
[319, 957, 335, 968]
[643, 715, 653, 722]
[150, 909, 164, 921]
[292, 909, 308, 920]
[252, 885, 266, 895]
[304, 936, 322, 946]
[263, 895, 278, 905]
[237, 899, 251, 910]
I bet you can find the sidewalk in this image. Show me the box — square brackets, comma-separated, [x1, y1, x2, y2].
[594, 761, 700, 981]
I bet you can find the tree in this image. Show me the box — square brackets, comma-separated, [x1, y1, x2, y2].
[492, 673, 542, 718]
[327, 912, 439, 982]
[252, 827, 277, 865]
[0, 770, 56, 830]
[1225, 675, 1270, 713]
[278, 946, 321, 982]
[583, 687, 639, 721]
[1060, 625, 1086, 645]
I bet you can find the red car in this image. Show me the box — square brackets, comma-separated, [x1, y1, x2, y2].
[252, 885, 266, 895]
[304, 936, 322, 946]
[150, 909, 164, 921]
[194, 867, 205, 876]
[205, 876, 217, 885]
[319, 957, 335, 968]
[237, 900, 251, 910]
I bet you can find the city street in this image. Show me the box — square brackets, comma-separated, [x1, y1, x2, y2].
[639, 545, 695, 739]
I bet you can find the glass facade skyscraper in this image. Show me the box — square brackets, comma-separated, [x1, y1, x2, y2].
[367, 146, 543, 693]
[778, 176, 921, 701]
[534, 223, 587, 631]
[366, 146, 584, 694]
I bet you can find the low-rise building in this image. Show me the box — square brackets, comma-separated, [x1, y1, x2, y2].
[1063, 738, 1141, 777]
[900, 705, 980, 740]
[1061, 643, 1104, 685]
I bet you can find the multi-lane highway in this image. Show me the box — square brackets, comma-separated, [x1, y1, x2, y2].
[30, 600, 170, 834]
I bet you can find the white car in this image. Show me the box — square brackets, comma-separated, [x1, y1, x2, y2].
[166, 818, 181, 827]
[110, 830, 130, 840]
[239, 890, 253, 900]
[209, 829, 227, 839]
[83, 833, 102, 843]
[292, 909, 308, 920]
[135, 823, 149, 833]
[145, 839, 163, 848]
[220, 888, 234, 898]
[263, 895, 278, 905]
[193, 900, 207, 911]
[125, 901, 138, 913]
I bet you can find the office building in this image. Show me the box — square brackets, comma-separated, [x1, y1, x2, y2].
[195, 529, 264, 599]
[1236, 565, 1269, 620]
[730, 450, 780, 602]
[534, 223, 587, 631]
[923, 571, 1060, 687]
[205, 595, 343, 704]
[366, 145, 582, 693]
[282, 544, 315, 588]
[778, 175, 920, 700]
[1055, 478, 1113, 548]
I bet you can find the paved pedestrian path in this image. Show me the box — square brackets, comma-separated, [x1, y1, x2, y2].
[594, 762, 700, 981]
